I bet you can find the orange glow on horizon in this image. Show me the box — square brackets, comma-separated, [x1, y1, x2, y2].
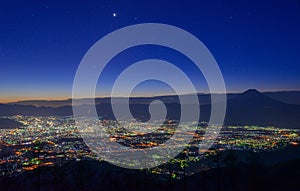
[0, 96, 70, 103]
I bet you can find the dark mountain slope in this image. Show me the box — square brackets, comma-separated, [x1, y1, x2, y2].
[1, 89, 300, 128]
[225, 89, 300, 128]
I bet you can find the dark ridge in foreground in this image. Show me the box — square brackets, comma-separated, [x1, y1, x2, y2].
[1, 154, 300, 191]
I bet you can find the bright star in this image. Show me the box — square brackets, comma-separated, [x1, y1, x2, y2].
[113, 13, 117, 17]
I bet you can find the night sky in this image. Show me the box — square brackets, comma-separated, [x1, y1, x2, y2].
[1, 0, 300, 102]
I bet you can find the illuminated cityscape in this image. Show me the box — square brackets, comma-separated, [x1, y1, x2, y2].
[1, 115, 299, 179]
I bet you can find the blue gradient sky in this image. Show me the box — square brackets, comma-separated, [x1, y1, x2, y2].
[1, 0, 300, 102]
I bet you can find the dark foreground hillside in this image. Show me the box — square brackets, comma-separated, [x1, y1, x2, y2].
[1, 151, 300, 191]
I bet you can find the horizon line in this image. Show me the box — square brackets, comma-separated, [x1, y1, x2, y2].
[1, 88, 300, 104]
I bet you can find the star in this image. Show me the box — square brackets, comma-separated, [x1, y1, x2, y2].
[113, 13, 117, 17]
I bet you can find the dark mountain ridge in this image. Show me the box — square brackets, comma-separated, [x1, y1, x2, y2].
[7, 90, 300, 107]
[1, 89, 300, 129]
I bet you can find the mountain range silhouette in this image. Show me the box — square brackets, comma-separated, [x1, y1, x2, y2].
[1, 89, 300, 129]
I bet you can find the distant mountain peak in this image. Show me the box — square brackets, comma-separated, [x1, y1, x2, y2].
[241, 89, 263, 97]
[233, 88, 285, 107]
